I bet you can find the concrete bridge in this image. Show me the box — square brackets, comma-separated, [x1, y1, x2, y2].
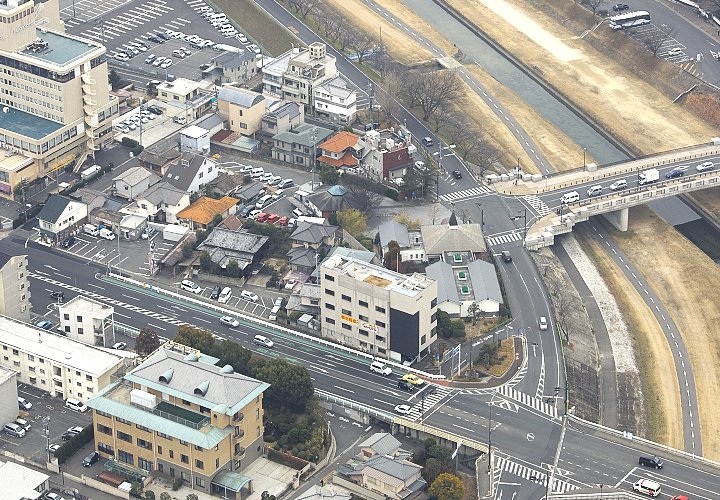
[489, 141, 720, 249]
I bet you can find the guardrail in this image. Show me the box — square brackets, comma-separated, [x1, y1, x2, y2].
[315, 389, 395, 423]
[105, 273, 446, 380]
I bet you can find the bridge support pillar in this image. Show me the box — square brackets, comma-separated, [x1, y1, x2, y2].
[602, 207, 629, 232]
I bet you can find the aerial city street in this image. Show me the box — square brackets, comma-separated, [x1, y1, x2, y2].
[0, 0, 718, 498]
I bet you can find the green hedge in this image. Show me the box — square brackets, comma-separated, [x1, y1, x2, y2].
[55, 425, 94, 464]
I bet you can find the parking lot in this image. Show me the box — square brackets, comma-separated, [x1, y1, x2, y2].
[623, 22, 692, 64]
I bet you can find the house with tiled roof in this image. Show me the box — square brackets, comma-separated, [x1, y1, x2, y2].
[197, 228, 269, 271]
[336, 454, 426, 500]
[318, 131, 360, 170]
[163, 152, 218, 195]
[37, 194, 88, 243]
[129, 181, 190, 224]
[290, 221, 338, 250]
[177, 196, 238, 230]
[112, 166, 160, 201]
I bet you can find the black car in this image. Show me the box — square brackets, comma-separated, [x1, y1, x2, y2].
[501, 251, 512, 263]
[665, 169, 684, 179]
[210, 286, 221, 300]
[239, 205, 254, 218]
[613, 3, 629, 11]
[398, 380, 415, 392]
[638, 455, 663, 469]
[157, 32, 171, 40]
[61, 236, 76, 248]
[147, 105, 163, 115]
[147, 35, 162, 43]
[452, 170, 462, 179]
[50, 291, 65, 301]
[82, 451, 100, 467]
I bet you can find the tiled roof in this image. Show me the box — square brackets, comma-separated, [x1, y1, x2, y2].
[140, 181, 187, 207]
[421, 222, 486, 255]
[358, 432, 402, 456]
[113, 166, 158, 187]
[197, 228, 269, 268]
[164, 152, 209, 191]
[319, 131, 359, 153]
[319, 151, 359, 168]
[379, 220, 411, 248]
[177, 196, 238, 225]
[37, 194, 73, 224]
[290, 222, 337, 244]
[218, 87, 264, 108]
[272, 123, 333, 147]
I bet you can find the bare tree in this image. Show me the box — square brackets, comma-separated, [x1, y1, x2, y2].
[429, 104, 452, 132]
[402, 70, 467, 121]
[349, 32, 378, 64]
[286, 0, 313, 18]
[342, 175, 384, 213]
[336, 19, 355, 52]
[587, 0, 604, 15]
[641, 24, 676, 57]
[548, 279, 582, 344]
[462, 134, 503, 177]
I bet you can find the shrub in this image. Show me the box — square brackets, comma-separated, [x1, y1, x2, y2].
[144, 491, 155, 500]
[160, 492, 172, 500]
[121, 137, 138, 148]
[172, 478, 183, 491]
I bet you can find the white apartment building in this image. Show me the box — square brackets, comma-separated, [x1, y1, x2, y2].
[313, 77, 357, 124]
[0, 315, 127, 402]
[0, 253, 30, 323]
[58, 295, 115, 347]
[0, 0, 118, 199]
[0, 365, 19, 427]
[263, 42, 337, 110]
[320, 255, 437, 363]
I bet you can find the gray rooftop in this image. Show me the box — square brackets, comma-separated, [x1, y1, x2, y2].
[20, 30, 102, 67]
[125, 348, 269, 416]
[358, 432, 402, 456]
[316, 76, 354, 99]
[113, 166, 158, 187]
[139, 181, 186, 207]
[273, 123, 333, 147]
[326, 246, 378, 265]
[426, 260, 502, 305]
[218, 87, 264, 108]
[291, 221, 337, 244]
[468, 259, 503, 303]
[0, 105, 63, 140]
[37, 194, 73, 224]
[378, 219, 410, 249]
[421, 222, 486, 255]
[164, 152, 207, 191]
[213, 50, 255, 69]
[197, 228, 268, 268]
[287, 246, 317, 268]
[426, 261, 459, 304]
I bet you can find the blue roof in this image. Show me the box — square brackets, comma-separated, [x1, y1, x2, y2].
[21, 30, 101, 67]
[0, 106, 63, 140]
[327, 185, 346, 196]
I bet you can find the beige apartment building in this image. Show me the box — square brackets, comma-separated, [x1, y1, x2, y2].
[0, 252, 30, 322]
[0, 0, 118, 199]
[217, 87, 265, 136]
[58, 295, 115, 347]
[320, 255, 437, 363]
[0, 315, 126, 402]
[88, 344, 269, 498]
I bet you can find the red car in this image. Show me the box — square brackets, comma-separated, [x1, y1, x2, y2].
[266, 214, 280, 224]
[277, 216, 289, 226]
[256, 212, 269, 222]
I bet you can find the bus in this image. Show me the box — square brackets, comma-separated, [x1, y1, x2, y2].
[608, 10, 651, 30]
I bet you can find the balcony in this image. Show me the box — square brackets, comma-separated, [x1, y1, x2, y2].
[83, 95, 97, 106]
[82, 85, 96, 96]
[81, 74, 96, 85]
[233, 446, 246, 459]
[233, 429, 245, 441]
[232, 412, 244, 423]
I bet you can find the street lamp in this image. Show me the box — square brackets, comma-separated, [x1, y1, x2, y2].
[516, 155, 520, 177]
[475, 203, 484, 226]
[583, 147, 587, 171]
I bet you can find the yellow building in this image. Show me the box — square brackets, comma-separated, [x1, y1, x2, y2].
[0, 0, 118, 199]
[217, 87, 265, 136]
[87, 344, 269, 498]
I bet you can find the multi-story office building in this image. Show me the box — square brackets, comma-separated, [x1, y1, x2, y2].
[0, 252, 30, 322]
[262, 42, 337, 111]
[88, 344, 269, 497]
[0, 0, 118, 199]
[58, 296, 115, 347]
[0, 315, 126, 402]
[320, 255, 437, 362]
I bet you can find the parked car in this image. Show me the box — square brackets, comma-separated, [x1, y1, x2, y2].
[266, 214, 280, 224]
[452, 170, 462, 179]
[180, 279, 203, 294]
[50, 290, 64, 301]
[18, 397, 32, 410]
[277, 179, 294, 189]
[278, 216, 289, 226]
[210, 285, 221, 299]
[218, 287, 233, 304]
[394, 404, 412, 415]
[612, 3, 629, 11]
[82, 451, 100, 467]
[147, 35, 161, 43]
[240, 290, 259, 302]
[36, 320, 53, 330]
[256, 212, 269, 223]
[112, 342, 127, 350]
[220, 316, 240, 328]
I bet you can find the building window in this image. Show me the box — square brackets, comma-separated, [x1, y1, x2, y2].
[359, 315, 368, 322]
[376, 320, 386, 328]
[341, 294, 351, 302]
[431, 298, 437, 308]
[342, 323, 352, 331]
[181, 471, 190, 482]
[169, 450, 174, 459]
[195, 477, 206, 488]
[325, 317, 335, 325]
[325, 303, 335, 310]
[27, 354, 34, 362]
[359, 329, 369, 337]
[138, 457, 153, 472]
[137, 438, 152, 450]
[375, 306, 385, 314]
[376, 335, 385, 342]
[181, 454, 189, 464]
[157, 432, 173, 440]
[324, 274, 334, 282]
[86, 375, 93, 382]
[76, 316, 82, 322]
[341, 309, 351, 316]
[256, 408, 260, 419]
[78, 328, 84, 335]
[63, 314, 69, 320]
[157, 445, 163, 455]
[97, 424, 112, 435]
[136, 424, 151, 432]
[98, 442, 113, 455]
[118, 450, 134, 465]
[195, 459, 204, 469]
[431, 312, 437, 323]
[324, 288, 334, 296]
[421, 335, 427, 344]
[117, 430, 132, 442]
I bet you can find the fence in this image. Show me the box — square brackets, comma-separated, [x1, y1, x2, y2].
[105, 273, 446, 380]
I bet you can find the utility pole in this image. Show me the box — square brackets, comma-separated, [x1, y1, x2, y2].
[311, 127, 317, 189]
[583, 147, 587, 171]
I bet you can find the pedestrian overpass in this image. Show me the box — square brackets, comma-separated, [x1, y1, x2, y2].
[490, 141, 720, 249]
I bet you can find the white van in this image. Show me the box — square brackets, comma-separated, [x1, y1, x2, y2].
[272, 189, 285, 201]
[269, 305, 281, 321]
[65, 398, 88, 413]
[98, 228, 115, 240]
[560, 191, 580, 204]
[218, 286, 232, 304]
[250, 166, 264, 179]
[209, 13, 227, 22]
[633, 479, 661, 497]
[292, 208, 305, 218]
[586, 185, 603, 197]
[255, 194, 273, 209]
[253, 335, 274, 348]
[83, 223, 99, 236]
[4, 422, 25, 438]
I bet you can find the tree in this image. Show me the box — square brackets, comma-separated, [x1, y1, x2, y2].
[548, 279, 581, 344]
[159, 493, 172, 500]
[108, 69, 122, 90]
[394, 213, 422, 230]
[437, 311, 454, 338]
[642, 24, 676, 57]
[462, 134, 502, 177]
[174, 325, 215, 354]
[424, 458, 454, 484]
[349, 32, 377, 64]
[429, 473, 465, 500]
[467, 302, 480, 325]
[135, 328, 162, 355]
[342, 174, 384, 213]
[336, 209, 367, 237]
[199, 251, 213, 273]
[319, 165, 340, 185]
[186, 494, 199, 500]
[226, 260, 241, 279]
[586, 0, 604, 15]
[144, 491, 156, 500]
[402, 70, 467, 121]
[181, 242, 194, 259]
[213, 340, 252, 375]
[383, 240, 406, 273]
[256, 358, 314, 412]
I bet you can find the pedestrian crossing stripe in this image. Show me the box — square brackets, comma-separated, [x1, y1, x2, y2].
[401, 386, 453, 422]
[496, 385, 558, 418]
[486, 232, 522, 247]
[495, 457, 577, 493]
[522, 195, 551, 217]
[440, 185, 493, 202]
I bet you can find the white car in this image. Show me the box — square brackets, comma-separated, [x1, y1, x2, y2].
[253, 335, 274, 348]
[696, 161, 714, 172]
[609, 179, 627, 191]
[248, 44, 261, 54]
[45, 493, 67, 500]
[112, 342, 127, 350]
[220, 316, 240, 328]
[180, 279, 203, 294]
[539, 316, 548, 331]
[160, 59, 173, 69]
[218, 286, 233, 304]
[394, 404, 412, 415]
[152, 56, 165, 66]
[260, 172, 274, 182]
[240, 290, 259, 302]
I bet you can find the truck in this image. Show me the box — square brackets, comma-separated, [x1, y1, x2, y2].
[638, 168, 659, 185]
[80, 164, 101, 180]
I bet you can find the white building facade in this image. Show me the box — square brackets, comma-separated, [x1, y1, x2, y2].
[58, 296, 115, 347]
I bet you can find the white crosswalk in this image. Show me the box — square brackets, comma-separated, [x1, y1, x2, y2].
[495, 457, 578, 494]
[402, 385, 453, 422]
[523, 195, 551, 217]
[440, 185, 493, 202]
[496, 385, 558, 418]
[486, 232, 523, 247]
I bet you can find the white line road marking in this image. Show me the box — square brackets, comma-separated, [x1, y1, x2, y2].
[147, 323, 166, 331]
[192, 316, 211, 324]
